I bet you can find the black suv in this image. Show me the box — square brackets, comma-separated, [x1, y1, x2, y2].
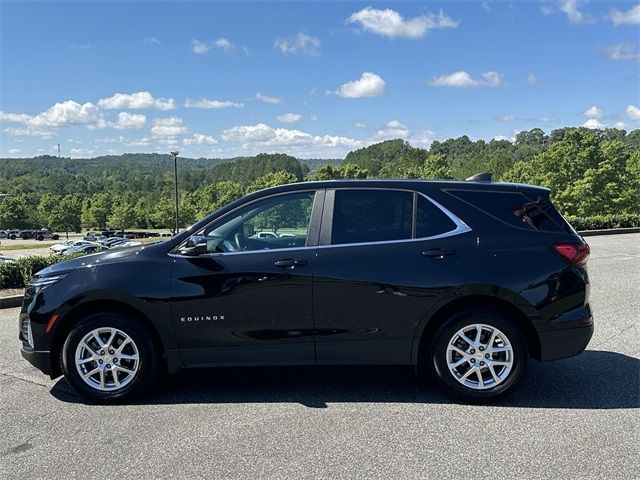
[19, 179, 593, 403]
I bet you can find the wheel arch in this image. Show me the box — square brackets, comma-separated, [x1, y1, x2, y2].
[49, 299, 166, 378]
[412, 294, 541, 366]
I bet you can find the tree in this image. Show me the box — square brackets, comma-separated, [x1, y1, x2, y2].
[42, 195, 82, 238]
[246, 171, 298, 193]
[0, 195, 33, 229]
[308, 164, 369, 180]
[150, 197, 177, 232]
[87, 193, 113, 229]
[109, 200, 137, 232]
[421, 154, 453, 179]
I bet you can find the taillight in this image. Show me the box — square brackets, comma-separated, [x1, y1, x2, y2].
[553, 242, 590, 265]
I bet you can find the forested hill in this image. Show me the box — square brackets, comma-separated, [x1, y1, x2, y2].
[0, 153, 341, 195]
[0, 127, 638, 232]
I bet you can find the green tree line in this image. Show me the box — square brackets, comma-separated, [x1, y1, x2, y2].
[0, 127, 638, 232]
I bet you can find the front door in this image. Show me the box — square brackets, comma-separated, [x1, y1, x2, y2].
[171, 190, 322, 367]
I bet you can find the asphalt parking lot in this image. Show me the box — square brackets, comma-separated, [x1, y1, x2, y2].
[1, 233, 638, 479]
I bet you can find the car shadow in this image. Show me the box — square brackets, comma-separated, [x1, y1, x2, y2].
[51, 350, 639, 409]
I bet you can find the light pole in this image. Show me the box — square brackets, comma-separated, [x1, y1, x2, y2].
[170, 151, 180, 234]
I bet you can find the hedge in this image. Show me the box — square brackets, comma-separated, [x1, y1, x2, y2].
[0, 253, 83, 290]
[566, 213, 640, 231]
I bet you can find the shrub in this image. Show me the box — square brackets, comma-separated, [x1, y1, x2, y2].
[0, 253, 84, 290]
[566, 213, 640, 231]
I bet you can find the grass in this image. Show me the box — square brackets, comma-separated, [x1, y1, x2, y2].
[0, 243, 53, 251]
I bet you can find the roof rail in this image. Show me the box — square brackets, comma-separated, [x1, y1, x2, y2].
[465, 172, 493, 182]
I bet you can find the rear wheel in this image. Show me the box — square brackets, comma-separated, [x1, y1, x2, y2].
[61, 313, 157, 403]
[429, 310, 528, 403]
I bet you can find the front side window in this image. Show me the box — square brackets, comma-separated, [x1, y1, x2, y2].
[199, 192, 314, 253]
[331, 190, 413, 244]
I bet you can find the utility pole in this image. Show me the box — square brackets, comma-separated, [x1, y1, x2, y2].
[57, 143, 61, 158]
[170, 151, 180, 234]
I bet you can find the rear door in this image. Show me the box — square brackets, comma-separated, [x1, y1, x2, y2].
[312, 188, 477, 365]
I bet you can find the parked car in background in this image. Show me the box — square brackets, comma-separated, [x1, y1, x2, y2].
[33, 229, 60, 241]
[6, 230, 19, 240]
[19, 230, 35, 240]
[0, 231, 7, 239]
[83, 232, 103, 241]
[0, 253, 16, 263]
[50, 240, 96, 255]
[99, 237, 125, 248]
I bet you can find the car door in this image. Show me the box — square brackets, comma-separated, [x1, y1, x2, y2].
[312, 188, 477, 365]
[170, 189, 323, 367]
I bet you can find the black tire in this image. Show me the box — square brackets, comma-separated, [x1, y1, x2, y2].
[429, 309, 528, 403]
[61, 312, 157, 403]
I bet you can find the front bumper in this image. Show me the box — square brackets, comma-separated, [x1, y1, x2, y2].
[538, 304, 594, 361]
[20, 344, 54, 376]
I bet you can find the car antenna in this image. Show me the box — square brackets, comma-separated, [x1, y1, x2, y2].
[465, 172, 493, 182]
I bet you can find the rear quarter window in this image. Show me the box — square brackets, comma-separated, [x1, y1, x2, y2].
[446, 190, 567, 232]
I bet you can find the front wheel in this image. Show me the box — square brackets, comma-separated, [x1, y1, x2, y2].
[61, 313, 157, 403]
[430, 310, 528, 403]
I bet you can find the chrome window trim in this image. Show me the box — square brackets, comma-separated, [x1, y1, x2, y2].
[169, 188, 471, 258]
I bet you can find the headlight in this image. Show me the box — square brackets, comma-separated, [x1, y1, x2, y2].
[28, 274, 68, 293]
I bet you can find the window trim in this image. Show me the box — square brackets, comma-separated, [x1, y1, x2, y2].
[319, 187, 471, 248]
[170, 187, 471, 258]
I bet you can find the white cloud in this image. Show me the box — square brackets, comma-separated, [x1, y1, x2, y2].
[274, 33, 321, 56]
[347, 7, 458, 39]
[543, 0, 594, 25]
[496, 115, 515, 122]
[70, 148, 95, 157]
[256, 92, 284, 104]
[125, 137, 151, 147]
[481, 2, 491, 12]
[192, 39, 210, 54]
[428, 71, 504, 88]
[150, 117, 187, 146]
[309, 114, 318, 121]
[493, 135, 511, 142]
[143, 37, 161, 45]
[612, 121, 628, 129]
[354, 122, 367, 129]
[183, 133, 217, 146]
[220, 123, 363, 155]
[113, 112, 147, 129]
[609, 4, 640, 26]
[626, 104, 640, 120]
[277, 113, 303, 123]
[7, 148, 22, 155]
[582, 118, 606, 129]
[97, 91, 176, 110]
[184, 98, 244, 109]
[192, 38, 248, 55]
[605, 43, 640, 62]
[375, 120, 410, 139]
[331, 72, 386, 98]
[526, 73, 539, 85]
[583, 105, 604, 119]
[3, 127, 54, 139]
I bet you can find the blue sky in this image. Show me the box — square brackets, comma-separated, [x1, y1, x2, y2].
[1, 0, 639, 159]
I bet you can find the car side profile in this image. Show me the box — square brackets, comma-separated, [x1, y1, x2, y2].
[19, 178, 593, 403]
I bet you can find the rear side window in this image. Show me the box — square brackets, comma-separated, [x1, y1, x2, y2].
[416, 195, 457, 238]
[332, 190, 413, 244]
[448, 190, 566, 232]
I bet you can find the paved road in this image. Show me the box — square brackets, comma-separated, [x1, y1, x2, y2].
[1, 234, 638, 479]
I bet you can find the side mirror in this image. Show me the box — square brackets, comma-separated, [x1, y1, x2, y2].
[179, 235, 208, 256]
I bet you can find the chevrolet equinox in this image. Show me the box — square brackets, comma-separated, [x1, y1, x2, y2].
[19, 178, 593, 403]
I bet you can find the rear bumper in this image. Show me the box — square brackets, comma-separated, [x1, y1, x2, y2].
[538, 304, 594, 361]
[20, 344, 54, 376]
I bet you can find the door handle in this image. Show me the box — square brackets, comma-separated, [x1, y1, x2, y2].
[274, 258, 308, 268]
[422, 248, 456, 259]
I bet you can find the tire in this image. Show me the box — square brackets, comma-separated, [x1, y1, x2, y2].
[429, 309, 528, 403]
[61, 312, 157, 403]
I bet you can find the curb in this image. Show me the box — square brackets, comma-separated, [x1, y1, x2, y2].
[578, 227, 640, 237]
[0, 295, 24, 309]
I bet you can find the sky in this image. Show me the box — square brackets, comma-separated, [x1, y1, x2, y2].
[0, 0, 639, 159]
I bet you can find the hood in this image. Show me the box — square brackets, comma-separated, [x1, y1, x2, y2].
[36, 246, 144, 276]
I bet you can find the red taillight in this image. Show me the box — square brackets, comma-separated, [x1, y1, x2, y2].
[553, 242, 590, 265]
